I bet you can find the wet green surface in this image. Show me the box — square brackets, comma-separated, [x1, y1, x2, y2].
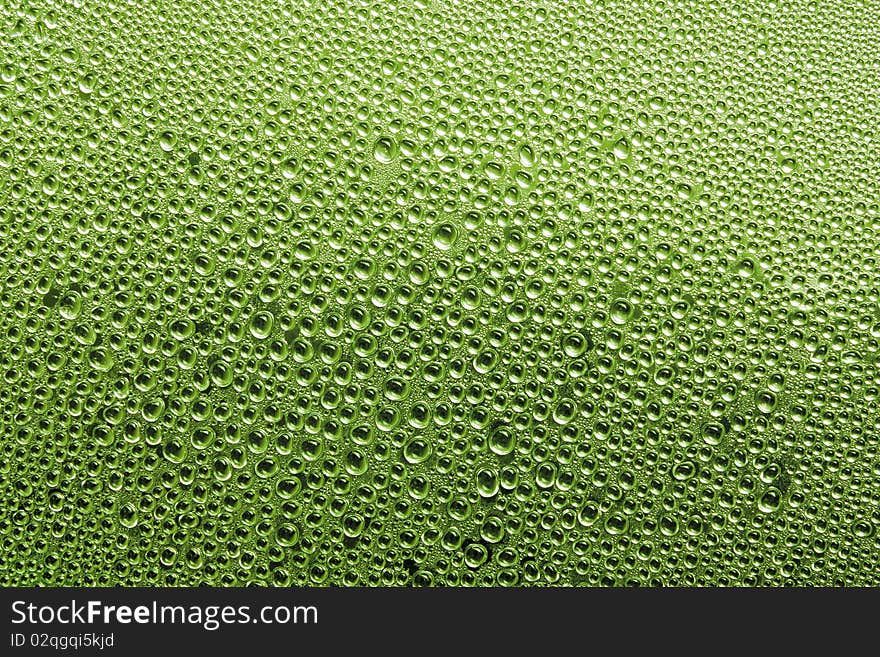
[2, 0, 880, 585]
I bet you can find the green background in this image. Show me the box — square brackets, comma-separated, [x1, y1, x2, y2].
[2, 0, 879, 586]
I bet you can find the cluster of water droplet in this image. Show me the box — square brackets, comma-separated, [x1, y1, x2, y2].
[2, 0, 880, 586]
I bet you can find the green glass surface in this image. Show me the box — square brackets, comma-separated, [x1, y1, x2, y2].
[1, 0, 879, 586]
